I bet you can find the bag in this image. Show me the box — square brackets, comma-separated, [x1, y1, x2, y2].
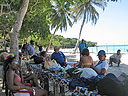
[97, 71, 128, 96]
[44, 59, 57, 69]
[34, 56, 43, 64]
[69, 76, 97, 91]
[66, 68, 83, 78]
[69, 78, 87, 90]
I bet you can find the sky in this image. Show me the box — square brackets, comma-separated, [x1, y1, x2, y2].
[51, 0, 128, 45]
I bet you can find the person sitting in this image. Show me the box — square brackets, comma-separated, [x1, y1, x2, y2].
[39, 51, 48, 69]
[0, 50, 9, 89]
[38, 46, 44, 56]
[51, 46, 67, 67]
[76, 48, 97, 78]
[29, 51, 48, 69]
[21, 43, 28, 56]
[109, 49, 121, 67]
[79, 48, 94, 68]
[16, 64, 40, 88]
[27, 40, 35, 56]
[4, 54, 48, 96]
[0, 50, 9, 65]
[90, 50, 109, 75]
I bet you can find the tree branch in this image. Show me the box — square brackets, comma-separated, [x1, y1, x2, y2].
[0, 11, 17, 16]
[28, 0, 39, 14]
[0, 4, 17, 16]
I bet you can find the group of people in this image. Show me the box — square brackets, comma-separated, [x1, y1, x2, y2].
[0, 39, 122, 96]
[21, 40, 44, 56]
[3, 53, 48, 96]
[78, 39, 122, 76]
[1, 40, 49, 96]
[79, 48, 108, 75]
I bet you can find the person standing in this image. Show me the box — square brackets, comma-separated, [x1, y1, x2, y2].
[27, 40, 35, 56]
[78, 39, 88, 57]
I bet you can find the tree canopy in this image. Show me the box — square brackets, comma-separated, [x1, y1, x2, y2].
[0, 0, 119, 52]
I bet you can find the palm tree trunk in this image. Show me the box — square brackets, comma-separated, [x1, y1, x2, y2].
[73, 10, 86, 53]
[9, 0, 29, 61]
[46, 28, 58, 53]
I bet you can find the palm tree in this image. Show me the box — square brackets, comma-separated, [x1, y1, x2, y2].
[71, 0, 107, 53]
[46, 0, 73, 52]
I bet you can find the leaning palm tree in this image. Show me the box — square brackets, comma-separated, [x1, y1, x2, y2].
[46, 0, 73, 52]
[71, 0, 107, 53]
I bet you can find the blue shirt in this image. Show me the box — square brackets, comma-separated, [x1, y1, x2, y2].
[51, 51, 66, 64]
[27, 44, 35, 56]
[78, 43, 88, 53]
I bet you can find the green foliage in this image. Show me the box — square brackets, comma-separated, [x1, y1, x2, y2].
[0, 0, 101, 50]
[19, 0, 52, 41]
[20, 12, 50, 40]
[71, 0, 107, 25]
[0, 0, 21, 11]
[47, 0, 73, 32]
[85, 41, 97, 47]
[0, 14, 16, 41]
[38, 34, 96, 48]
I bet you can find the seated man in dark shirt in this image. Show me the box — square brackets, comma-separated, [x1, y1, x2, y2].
[51, 46, 67, 67]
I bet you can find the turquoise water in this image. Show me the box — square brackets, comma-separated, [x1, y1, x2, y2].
[89, 45, 128, 53]
[58, 45, 128, 53]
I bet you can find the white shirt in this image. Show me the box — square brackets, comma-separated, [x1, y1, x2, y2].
[111, 53, 121, 61]
[94, 60, 109, 73]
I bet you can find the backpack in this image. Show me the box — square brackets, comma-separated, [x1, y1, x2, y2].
[97, 71, 128, 96]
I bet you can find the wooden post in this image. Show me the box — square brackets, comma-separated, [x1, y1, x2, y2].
[60, 85, 65, 96]
[53, 70, 59, 96]
[53, 82, 59, 96]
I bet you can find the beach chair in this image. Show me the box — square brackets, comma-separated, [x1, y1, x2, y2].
[9, 89, 35, 96]
[5, 82, 34, 96]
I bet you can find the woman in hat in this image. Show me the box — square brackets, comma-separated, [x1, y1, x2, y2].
[90, 50, 109, 75]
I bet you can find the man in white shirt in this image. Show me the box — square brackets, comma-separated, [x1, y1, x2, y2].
[109, 49, 121, 67]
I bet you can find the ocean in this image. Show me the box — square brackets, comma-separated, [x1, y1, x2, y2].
[89, 45, 128, 53]
[57, 45, 128, 53]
